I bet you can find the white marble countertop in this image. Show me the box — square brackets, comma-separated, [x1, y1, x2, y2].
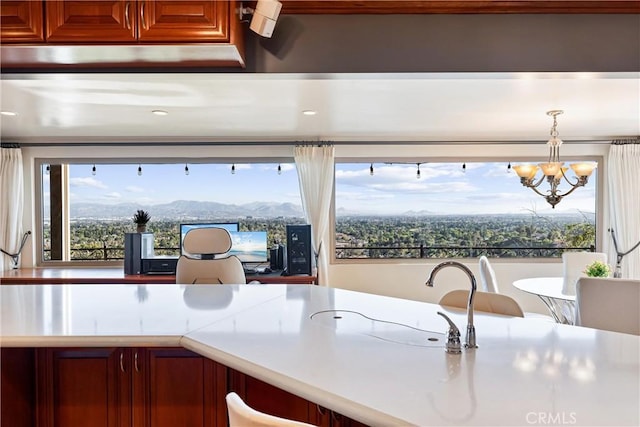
[1, 284, 639, 426]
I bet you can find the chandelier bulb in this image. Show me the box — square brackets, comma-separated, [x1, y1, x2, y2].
[137, 165, 142, 176]
[231, 164, 236, 174]
[370, 163, 374, 176]
[184, 164, 189, 175]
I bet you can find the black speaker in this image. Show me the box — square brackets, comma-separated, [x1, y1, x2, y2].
[269, 244, 285, 271]
[124, 233, 142, 275]
[124, 232, 154, 275]
[286, 225, 311, 275]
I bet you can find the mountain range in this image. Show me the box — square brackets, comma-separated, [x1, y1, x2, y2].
[70, 200, 305, 220]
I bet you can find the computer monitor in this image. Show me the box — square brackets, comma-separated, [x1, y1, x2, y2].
[228, 231, 268, 263]
[179, 223, 239, 255]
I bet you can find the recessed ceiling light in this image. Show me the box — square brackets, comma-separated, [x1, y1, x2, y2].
[152, 109, 168, 116]
[1, 111, 17, 116]
[302, 110, 317, 116]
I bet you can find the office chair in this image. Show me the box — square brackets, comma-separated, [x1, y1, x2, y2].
[175, 227, 246, 284]
[226, 392, 317, 427]
[439, 289, 525, 317]
[575, 277, 640, 335]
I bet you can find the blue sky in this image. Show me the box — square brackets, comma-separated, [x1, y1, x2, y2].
[59, 162, 597, 216]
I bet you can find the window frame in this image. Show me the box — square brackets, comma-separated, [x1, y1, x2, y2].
[34, 157, 299, 267]
[330, 155, 605, 264]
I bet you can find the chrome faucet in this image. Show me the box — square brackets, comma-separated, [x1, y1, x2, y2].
[426, 261, 478, 349]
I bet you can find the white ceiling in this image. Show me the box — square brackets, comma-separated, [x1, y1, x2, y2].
[1, 72, 638, 145]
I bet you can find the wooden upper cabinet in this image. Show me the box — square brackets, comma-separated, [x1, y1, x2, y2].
[45, 0, 229, 43]
[138, 0, 229, 42]
[0, 1, 45, 42]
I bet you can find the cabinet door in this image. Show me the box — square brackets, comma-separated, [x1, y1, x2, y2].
[45, 0, 137, 42]
[137, 1, 229, 42]
[135, 347, 223, 427]
[232, 372, 322, 425]
[1, 348, 36, 427]
[36, 347, 130, 427]
[0, 1, 45, 42]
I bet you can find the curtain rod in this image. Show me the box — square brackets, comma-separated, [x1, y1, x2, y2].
[11, 139, 621, 148]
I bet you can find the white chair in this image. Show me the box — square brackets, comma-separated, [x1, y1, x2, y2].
[439, 289, 525, 317]
[478, 256, 553, 321]
[478, 255, 499, 293]
[175, 227, 246, 284]
[226, 392, 316, 427]
[575, 277, 640, 335]
[562, 251, 608, 296]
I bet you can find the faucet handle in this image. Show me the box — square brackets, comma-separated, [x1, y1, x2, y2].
[437, 311, 462, 354]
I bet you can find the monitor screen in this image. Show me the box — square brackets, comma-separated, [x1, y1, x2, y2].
[180, 223, 239, 255]
[228, 231, 268, 263]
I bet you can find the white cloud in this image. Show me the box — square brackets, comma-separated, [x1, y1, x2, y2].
[69, 177, 107, 189]
[103, 192, 122, 200]
[125, 185, 144, 193]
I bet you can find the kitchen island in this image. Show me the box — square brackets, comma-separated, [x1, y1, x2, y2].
[1, 284, 638, 426]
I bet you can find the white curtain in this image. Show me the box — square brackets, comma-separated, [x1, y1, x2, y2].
[294, 145, 335, 286]
[607, 139, 640, 279]
[0, 145, 24, 271]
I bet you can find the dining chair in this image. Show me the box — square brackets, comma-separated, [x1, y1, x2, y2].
[226, 392, 317, 427]
[575, 277, 640, 335]
[439, 289, 525, 317]
[175, 227, 246, 284]
[562, 251, 608, 296]
[478, 255, 499, 293]
[479, 256, 553, 321]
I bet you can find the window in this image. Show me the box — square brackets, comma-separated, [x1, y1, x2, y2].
[38, 161, 303, 265]
[334, 162, 598, 259]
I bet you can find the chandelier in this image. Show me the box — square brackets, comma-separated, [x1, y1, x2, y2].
[513, 110, 596, 208]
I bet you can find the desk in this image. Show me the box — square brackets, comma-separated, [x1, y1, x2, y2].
[513, 277, 575, 324]
[1, 268, 316, 285]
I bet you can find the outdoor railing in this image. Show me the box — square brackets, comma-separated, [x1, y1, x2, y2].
[44, 244, 594, 261]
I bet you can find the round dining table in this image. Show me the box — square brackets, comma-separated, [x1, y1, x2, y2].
[512, 277, 576, 324]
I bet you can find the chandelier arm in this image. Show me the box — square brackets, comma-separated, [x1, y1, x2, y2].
[552, 182, 584, 199]
[524, 174, 548, 189]
[525, 183, 552, 198]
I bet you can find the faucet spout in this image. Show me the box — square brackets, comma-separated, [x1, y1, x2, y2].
[425, 261, 478, 349]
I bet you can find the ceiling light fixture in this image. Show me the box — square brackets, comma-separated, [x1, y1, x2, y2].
[231, 164, 236, 174]
[513, 110, 596, 208]
[416, 163, 421, 179]
[0, 111, 17, 116]
[369, 163, 374, 176]
[277, 164, 282, 175]
[92, 164, 96, 176]
[302, 110, 317, 116]
[184, 163, 190, 175]
[137, 164, 142, 176]
[462, 163, 466, 173]
[507, 162, 512, 173]
[152, 109, 168, 116]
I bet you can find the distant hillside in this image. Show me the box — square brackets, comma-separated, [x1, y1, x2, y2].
[70, 200, 304, 220]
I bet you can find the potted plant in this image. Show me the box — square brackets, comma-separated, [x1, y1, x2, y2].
[132, 209, 151, 233]
[584, 260, 611, 278]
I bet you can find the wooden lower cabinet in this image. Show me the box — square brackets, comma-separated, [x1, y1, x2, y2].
[1, 347, 368, 427]
[0, 348, 36, 427]
[229, 369, 369, 427]
[35, 347, 226, 427]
